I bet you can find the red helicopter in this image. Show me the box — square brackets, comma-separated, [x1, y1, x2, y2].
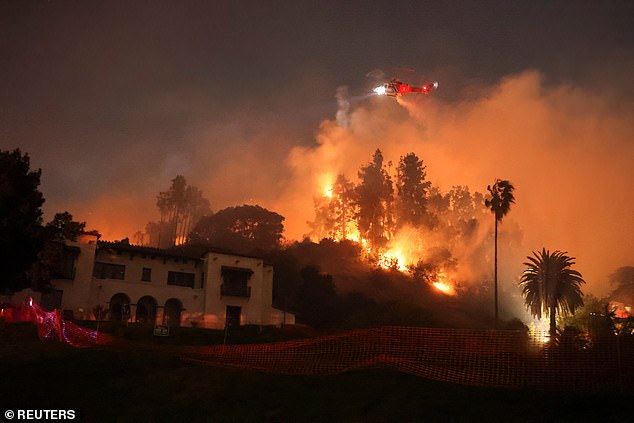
[373, 79, 438, 97]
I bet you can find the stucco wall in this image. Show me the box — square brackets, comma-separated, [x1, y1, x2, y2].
[31, 237, 294, 328]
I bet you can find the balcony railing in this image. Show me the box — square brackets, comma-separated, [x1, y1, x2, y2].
[220, 284, 251, 298]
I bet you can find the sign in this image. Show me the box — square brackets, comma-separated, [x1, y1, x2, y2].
[153, 325, 170, 337]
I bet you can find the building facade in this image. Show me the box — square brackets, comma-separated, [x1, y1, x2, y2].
[16, 234, 294, 329]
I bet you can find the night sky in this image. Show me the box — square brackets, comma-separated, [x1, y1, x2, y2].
[1, 1, 632, 294]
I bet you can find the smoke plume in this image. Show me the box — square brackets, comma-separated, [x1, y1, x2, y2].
[276, 70, 633, 298]
[57, 70, 632, 299]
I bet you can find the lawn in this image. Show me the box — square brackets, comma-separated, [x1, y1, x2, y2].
[1, 323, 632, 422]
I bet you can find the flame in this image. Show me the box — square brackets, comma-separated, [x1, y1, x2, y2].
[323, 186, 333, 198]
[432, 272, 456, 295]
[377, 248, 408, 271]
[528, 319, 551, 344]
[375, 230, 423, 272]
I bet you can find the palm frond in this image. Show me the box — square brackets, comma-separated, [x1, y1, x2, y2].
[519, 248, 585, 326]
[486, 179, 515, 221]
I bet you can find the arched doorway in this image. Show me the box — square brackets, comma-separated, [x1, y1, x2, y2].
[136, 296, 157, 326]
[163, 298, 183, 327]
[109, 293, 131, 322]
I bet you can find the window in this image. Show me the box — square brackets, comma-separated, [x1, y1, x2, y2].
[167, 271, 195, 288]
[93, 262, 125, 280]
[142, 267, 152, 282]
[53, 246, 79, 280]
[220, 266, 253, 297]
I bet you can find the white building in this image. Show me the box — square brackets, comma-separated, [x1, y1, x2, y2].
[18, 233, 294, 329]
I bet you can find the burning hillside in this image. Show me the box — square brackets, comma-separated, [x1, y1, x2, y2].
[305, 146, 501, 297]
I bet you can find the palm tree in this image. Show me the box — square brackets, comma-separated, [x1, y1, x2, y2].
[519, 249, 585, 338]
[485, 179, 515, 327]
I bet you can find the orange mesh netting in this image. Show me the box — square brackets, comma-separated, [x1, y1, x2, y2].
[180, 326, 633, 392]
[3, 299, 631, 392]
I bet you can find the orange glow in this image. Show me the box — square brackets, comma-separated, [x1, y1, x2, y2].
[432, 281, 455, 295]
[377, 248, 408, 271]
[323, 186, 333, 198]
[374, 228, 424, 273]
[432, 272, 456, 295]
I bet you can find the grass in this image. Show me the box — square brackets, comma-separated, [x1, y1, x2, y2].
[1, 323, 633, 422]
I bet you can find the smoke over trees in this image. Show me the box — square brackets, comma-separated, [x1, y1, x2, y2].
[356, 149, 395, 251]
[395, 152, 432, 228]
[308, 174, 357, 241]
[143, 175, 211, 248]
[308, 149, 490, 275]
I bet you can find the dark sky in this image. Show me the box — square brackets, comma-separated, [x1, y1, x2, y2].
[1, 1, 633, 293]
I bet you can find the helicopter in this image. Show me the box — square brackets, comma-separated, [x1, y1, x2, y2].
[373, 79, 438, 97]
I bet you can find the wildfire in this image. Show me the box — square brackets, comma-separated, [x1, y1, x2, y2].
[323, 185, 333, 199]
[377, 248, 408, 271]
[432, 272, 456, 295]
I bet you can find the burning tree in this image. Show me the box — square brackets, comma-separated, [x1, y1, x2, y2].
[308, 174, 357, 241]
[355, 149, 395, 252]
[305, 146, 508, 303]
[395, 152, 432, 229]
[147, 175, 211, 248]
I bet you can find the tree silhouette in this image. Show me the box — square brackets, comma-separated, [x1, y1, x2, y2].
[329, 174, 357, 239]
[519, 249, 585, 338]
[45, 211, 86, 241]
[395, 152, 431, 228]
[190, 204, 285, 254]
[155, 175, 210, 247]
[0, 149, 45, 292]
[356, 149, 394, 251]
[485, 179, 515, 327]
[27, 212, 86, 291]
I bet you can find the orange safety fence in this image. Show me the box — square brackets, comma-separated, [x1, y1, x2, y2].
[180, 327, 633, 392]
[2, 300, 632, 392]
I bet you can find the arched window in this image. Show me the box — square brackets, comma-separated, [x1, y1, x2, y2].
[136, 296, 157, 326]
[163, 298, 183, 328]
[109, 293, 131, 322]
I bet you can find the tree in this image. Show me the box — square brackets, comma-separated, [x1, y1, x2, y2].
[27, 212, 86, 291]
[485, 179, 515, 327]
[329, 174, 357, 239]
[423, 185, 448, 229]
[190, 204, 285, 254]
[45, 211, 86, 241]
[356, 149, 394, 251]
[308, 174, 358, 241]
[154, 175, 211, 248]
[307, 196, 335, 241]
[395, 152, 431, 228]
[0, 149, 45, 292]
[519, 249, 585, 338]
